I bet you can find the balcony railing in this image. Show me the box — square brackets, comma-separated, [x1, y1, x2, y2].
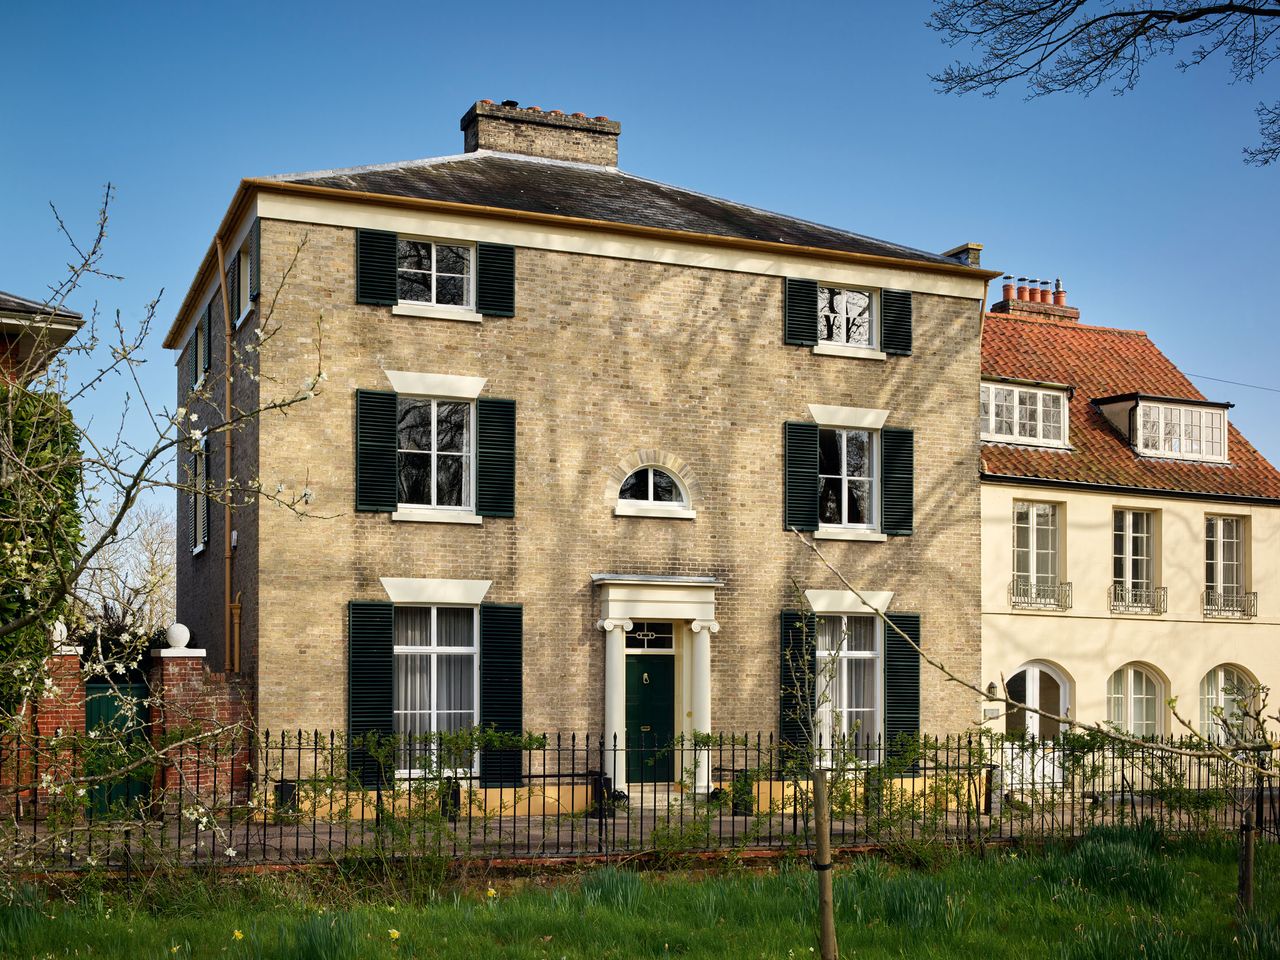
[1110, 584, 1168, 616]
[1202, 589, 1258, 619]
[1009, 579, 1073, 611]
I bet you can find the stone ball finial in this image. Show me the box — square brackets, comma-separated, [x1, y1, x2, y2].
[166, 623, 191, 650]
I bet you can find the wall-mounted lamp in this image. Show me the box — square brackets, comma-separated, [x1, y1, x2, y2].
[986, 681, 998, 700]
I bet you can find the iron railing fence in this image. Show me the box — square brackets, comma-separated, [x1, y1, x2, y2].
[1109, 584, 1168, 616]
[1202, 589, 1258, 619]
[1, 730, 1276, 871]
[1009, 579, 1073, 611]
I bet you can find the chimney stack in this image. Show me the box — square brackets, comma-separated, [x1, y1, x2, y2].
[460, 99, 621, 166]
[991, 272, 1080, 321]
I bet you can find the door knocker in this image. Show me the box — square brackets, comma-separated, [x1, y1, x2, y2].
[643, 672, 650, 685]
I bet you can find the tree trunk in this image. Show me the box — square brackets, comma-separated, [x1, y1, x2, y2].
[814, 766, 838, 960]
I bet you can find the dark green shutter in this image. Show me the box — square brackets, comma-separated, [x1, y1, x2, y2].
[248, 218, 261, 302]
[779, 610, 817, 751]
[347, 600, 394, 787]
[784, 421, 819, 531]
[186, 333, 197, 392]
[198, 436, 209, 546]
[186, 445, 196, 552]
[883, 612, 921, 758]
[480, 603, 523, 787]
[880, 289, 912, 356]
[226, 255, 240, 322]
[784, 278, 818, 346]
[476, 398, 516, 517]
[476, 243, 516, 317]
[355, 389, 398, 512]
[881, 427, 914, 536]
[201, 304, 212, 375]
[356, 229, 398, 306]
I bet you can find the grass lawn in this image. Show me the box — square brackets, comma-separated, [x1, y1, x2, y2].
[3, 827, 1278, 959]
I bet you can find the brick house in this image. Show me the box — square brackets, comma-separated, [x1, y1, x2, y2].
[979, 281, 1280, 740]
[0, 290, 82, 383]
[164, 101, 995, 789]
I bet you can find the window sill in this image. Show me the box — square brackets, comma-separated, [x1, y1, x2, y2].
[235, 305, 255, 330]
[392, 303, 483, 323]
[191, 543, 207, 557]
[614, 502, 696, 520]
[813, 343, 887, 361]
[815, 527, 887, 542]
[391, 508, 482, 525]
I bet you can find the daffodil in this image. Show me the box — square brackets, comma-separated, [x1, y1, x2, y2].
[388, 929, 400, 941]
[232, 930, 244, 941]
[486, 887, 497, 899]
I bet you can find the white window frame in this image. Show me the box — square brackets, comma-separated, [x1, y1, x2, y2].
[394, 396, 476, 515]
[236, 248, 253, 326]
[1012, 501, 1060, 594]
[1198, 664, 1256, 742]
[615, 466, 695, 520]
[1205, 515, 1245, 597]
[980, 382, 1068, 448]
[392, 604, 480, 778]
[1136, 401, 1227, 462]
[816, 284, 877, 350]
[818, 427, 879, 531]
[815, 615, 882, 754]
[1107, 665, 1161, 737]
[395, 237, 476, 312]
[191, 316, 207, 390]
[1112, 509, 1155, 594]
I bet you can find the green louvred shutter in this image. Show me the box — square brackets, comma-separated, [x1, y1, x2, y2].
[186, 333, 198, 392]
[784, 278, 818, 346]
[186, 446, 196, 552]
[783, 421, 819, 531]
[883, 612, 921, 760]
[355, 228, 398, 306]
[880, 289, 912, 356]
[881, 427, 914, 536]
[476, 398, 516, 517]
[480, 603, 523, 787]
[779, 610, 817, 753]
[226, 256, 240, 322]
[198, 435, 210, 546]
[355, 389, 398, 512]
[202, 304, 212, 375]
[347, 600, 394, 787]
[248, 218, 261, 302]
[476, 243, 516, 317]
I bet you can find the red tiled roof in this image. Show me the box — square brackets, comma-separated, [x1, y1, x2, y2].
[981, 312, 1280, 501]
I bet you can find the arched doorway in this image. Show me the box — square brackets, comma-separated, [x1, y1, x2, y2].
[1006, 662, 1070, 740]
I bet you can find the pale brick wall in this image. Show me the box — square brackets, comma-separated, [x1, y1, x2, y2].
[238, 218, 984, 738]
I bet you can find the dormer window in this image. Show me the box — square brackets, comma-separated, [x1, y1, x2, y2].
[1136, 401, 1226, 462]
[980, 381, 1068, 448]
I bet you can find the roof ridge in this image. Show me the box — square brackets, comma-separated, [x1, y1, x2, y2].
[986, 312, 1148, 337]
[261, 149, 620, 183]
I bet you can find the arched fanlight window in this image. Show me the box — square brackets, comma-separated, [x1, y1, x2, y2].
[619, 467, 686, 506]
[1199, 664, 1257, 741]
[1005, 661, 1071, 740]
[1106, 665, 1161, 737]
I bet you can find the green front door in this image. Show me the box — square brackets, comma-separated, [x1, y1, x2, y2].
[625, 655, 675, 782]
[85, 682, 151, 816]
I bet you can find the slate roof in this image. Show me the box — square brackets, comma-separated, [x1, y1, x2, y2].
[0, 290, 82, 321]
[270, 151, 963, 267]
[981, 312, 1280, 501]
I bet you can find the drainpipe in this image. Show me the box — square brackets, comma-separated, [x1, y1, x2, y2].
[214, 239, 234, 671]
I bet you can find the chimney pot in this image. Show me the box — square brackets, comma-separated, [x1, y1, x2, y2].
[572, 112, 587, 118]
[1001, 278, 1015, 301]
[527, 105, 542, 112]
[480, 99, 494, 105]
[501, 100, 519, 107]
[1016, 278, 1029, 301]
[594, 116, 609, 121]
[1053, 278, 1068, 306]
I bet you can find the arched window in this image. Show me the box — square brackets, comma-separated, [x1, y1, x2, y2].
[619, 467, 686, 506]
[1006, 662, 1070, 740]
[1107, 665, 1161, 737]
[1199, 664, 1257, 741]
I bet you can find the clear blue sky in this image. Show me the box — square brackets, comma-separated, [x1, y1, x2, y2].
[3, 0, 1278, 466]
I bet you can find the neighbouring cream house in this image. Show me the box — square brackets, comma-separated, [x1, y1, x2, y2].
[165, 101, 996, 790]
[980, 281, 1280, 740]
